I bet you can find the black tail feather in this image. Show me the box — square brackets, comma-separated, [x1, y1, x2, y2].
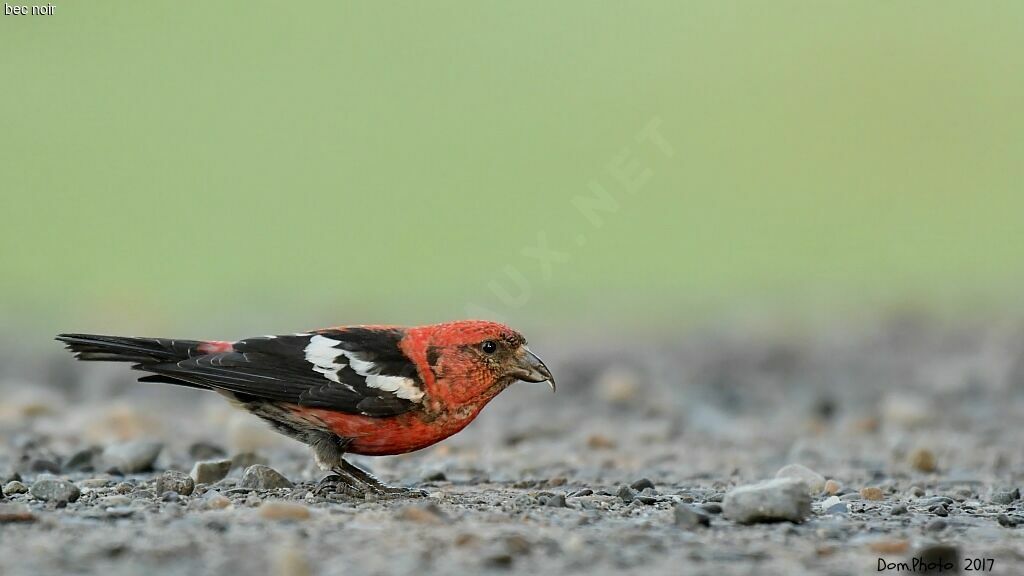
[57, 333, 202, 364]
[57, 333, 216, 389]
[136, 373, 211, 389]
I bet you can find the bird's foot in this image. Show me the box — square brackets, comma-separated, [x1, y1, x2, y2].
[312, 473, 366, 498]
[337, 460, 427, 499]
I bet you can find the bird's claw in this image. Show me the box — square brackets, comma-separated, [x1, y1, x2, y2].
[312, 471, 426, 499]
[312, 474, 365, 498]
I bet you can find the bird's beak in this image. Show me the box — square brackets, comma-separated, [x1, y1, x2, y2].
[514, 347, 556, 392]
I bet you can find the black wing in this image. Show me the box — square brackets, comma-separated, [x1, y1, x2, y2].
[64, 329, 425, 417]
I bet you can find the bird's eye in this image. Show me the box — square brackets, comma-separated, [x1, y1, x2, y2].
[481, 340, 498, 354]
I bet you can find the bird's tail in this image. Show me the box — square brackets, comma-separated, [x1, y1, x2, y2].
[56, 333, 201, 364]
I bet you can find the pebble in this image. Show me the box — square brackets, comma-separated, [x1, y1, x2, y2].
[868, 539, 910, 554]
[259, 501, 311, 521]
[890, 504, 908, 515]
[926, 519, 948, 531]
[929, 504, 949, 517]
[240, 465, 293, 490]
[881, 394, 931, 428]
[191, 460, 232, 485]
[701, 503, 723, 515]
[421, 470, 447, 482]
[30, 478, 81, 503]
[98, 495, 132, 507]
[722, 478, 812, 524]
[188, 441, 227, 461]
[114, 482, 133, 494]
[775, 464, 826, 495]
[0, 503, 34, 523]
[990, 488, 1019, 505]
[202, 490, 231, 510]
[102, 441, 163, 473]
[79, 477, 113, 489]
[231, 452, 269, 470]
[64, 448, 97, 472]
[823, 479, 842, 495]
[586, 434, 616, 449]
[29, 459, 61, 474]
[540, 493, 568, 508]
[630, 478, 655, 491]
[908, 485, 925, 497]
[673, 503, 710, 528]
[821, 496, 846, 514]
[156, 470, 195, 496]
[908, 448, 937, 472]
[996, 514, 1018, 527]
[616, 485, 636, 503]
[398, 502, 447, 524]
[860, 487, 885, 501]
[4, 480, 28, 495]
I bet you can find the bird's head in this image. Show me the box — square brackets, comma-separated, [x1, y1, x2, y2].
[410, 320, 555, 406]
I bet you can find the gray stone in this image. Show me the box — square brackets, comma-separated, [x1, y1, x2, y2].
[64, 448, 97, 472]
[155, 470, 194, 496]
[201, 490, 231, 510]
[997, 514, 1019, 527]
[79, 477, 113, 489]
[630, 478, 655, 491]
[97, 495, 132, 507]
[188, 441, 227, 461]
[701, 503, 723, 515]
[30, 478, 80, 503]
[616, 485, 636, 503]
[101, 441, 163, 473]
[29, 459, 61, 474]
[825, 501, 848, 514]
[774, 464, 826, 495]
[190, 459, 232, 484]
[230, 452, 268, 470]
[990, 488, 1019, 505]
[3, 480, 28, 495]
[722, 478, 812, 524]
[673, 503, 710, 528]
[540, 493, 568, 508]
[240, 465, 293, 490]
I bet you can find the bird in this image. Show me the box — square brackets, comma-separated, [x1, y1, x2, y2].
[56, 320, 555, 497]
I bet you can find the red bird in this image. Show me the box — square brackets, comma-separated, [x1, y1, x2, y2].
[57, 320, 554, 497]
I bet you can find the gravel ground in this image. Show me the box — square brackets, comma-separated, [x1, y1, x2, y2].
[1, 319, 1023, 575]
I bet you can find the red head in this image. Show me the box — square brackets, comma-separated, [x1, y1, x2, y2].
[403, 320, 555, 408]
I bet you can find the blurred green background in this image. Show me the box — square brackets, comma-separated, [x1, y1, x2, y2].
[2, 2, 1022, 339]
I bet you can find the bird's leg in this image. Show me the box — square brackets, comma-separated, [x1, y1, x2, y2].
[338, 459, 426, 497]
[312, 468, 366, 498]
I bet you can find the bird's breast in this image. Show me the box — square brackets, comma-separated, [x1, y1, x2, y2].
[294, 402, 487, 456]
